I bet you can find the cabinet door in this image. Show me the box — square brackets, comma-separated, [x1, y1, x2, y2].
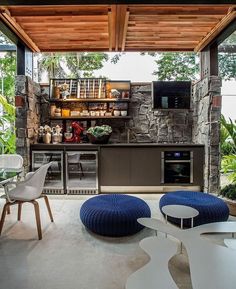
[130, 148, 161, 186]
[100, 147, 131, 186]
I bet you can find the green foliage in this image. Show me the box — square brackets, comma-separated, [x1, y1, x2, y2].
[153, 52, 199, 81]
[0, 52, 16, 103]
[37, 52, 109, 81]
[219, 53, 236, 80]
[220, 183, 236, 200]
[220, 115, 236, 185]
[87, 125, 112, 137]
[0, 94, 16, 154]
[220, 115, 236, 155]
[222, 155, 236, 183]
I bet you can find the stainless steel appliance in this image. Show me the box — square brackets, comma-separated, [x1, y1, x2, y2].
[161, 151, 193, 184]
[32, 150, 64, 194]
[66, 151, 98, 194]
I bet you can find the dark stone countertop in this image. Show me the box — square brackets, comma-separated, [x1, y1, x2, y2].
[31, 143, 204, 150]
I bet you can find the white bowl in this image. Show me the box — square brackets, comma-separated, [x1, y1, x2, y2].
[64, 132, 73, 140]
[113, 110, 120, 116]
[121, 110, 127, 116]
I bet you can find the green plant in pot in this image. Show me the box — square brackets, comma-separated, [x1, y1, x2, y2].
[220, 154, 236, 216]
[87, 125, 112, 144]
[219, 116, 236, 216]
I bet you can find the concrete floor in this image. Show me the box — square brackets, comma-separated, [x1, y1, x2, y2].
[0, 194, 231, 289]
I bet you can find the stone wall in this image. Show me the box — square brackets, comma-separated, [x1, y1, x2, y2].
[15, 75, 41, 171]
[127, 83, 192, 143]
[192, 76, 222, 193]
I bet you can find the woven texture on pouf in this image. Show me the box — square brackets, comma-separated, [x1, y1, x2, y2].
[80, 194, 151, 237]
[159, 191, 229, 228]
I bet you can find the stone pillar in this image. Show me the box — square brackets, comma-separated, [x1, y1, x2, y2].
[192, 76, 222, 193]
[15, 75, 41, 171]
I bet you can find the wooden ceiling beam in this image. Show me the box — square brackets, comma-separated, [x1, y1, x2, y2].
[195, 7, 236, 52]
[0, 8, 40, 52]
[108, 6, 116, 51]
[121, 10, 129, 51]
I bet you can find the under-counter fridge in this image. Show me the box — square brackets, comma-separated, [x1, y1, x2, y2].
[65, 151, 98, 194]
[31, 150, 64, 194]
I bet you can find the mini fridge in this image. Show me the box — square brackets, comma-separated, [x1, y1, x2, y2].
[65, 151, 98, 194]
[31, 150, 64, 194]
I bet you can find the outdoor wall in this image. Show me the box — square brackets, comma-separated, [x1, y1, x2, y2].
[15, 75, 41, 170]
[192, 76, 222, 193]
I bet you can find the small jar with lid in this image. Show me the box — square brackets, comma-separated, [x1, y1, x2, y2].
[50, 105, 57, 117]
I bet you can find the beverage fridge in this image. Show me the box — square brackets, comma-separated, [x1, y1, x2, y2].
[31, 150, 64, 194]
[65, 151, 98, 194]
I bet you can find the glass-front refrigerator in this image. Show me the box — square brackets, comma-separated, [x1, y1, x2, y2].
[66, 151, 98, 194]
[31, 150, 64, 194]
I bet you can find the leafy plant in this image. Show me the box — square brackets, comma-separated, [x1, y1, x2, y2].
[220, 116, 236, 186]
[220, 115, 236, 156]
[220, 183, 236, 200]
[0, 94, 16, 153]
[87, 125, 112, 138]
[153, 52, 199, 81]
[37, 52, 109, 82]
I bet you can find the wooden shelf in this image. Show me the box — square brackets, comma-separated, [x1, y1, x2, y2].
[49, 98, 130, 103]
[50, 116, 131, 120]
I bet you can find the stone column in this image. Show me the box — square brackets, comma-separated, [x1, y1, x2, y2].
[15, 75, 41, 171]
[192, 76, 222, 193]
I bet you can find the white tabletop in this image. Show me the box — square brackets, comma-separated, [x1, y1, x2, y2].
[162, 205, 199, 219]
[137, 219, 236, 289]
[224, 239, 236, 250]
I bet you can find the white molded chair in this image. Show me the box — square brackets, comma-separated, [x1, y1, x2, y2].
[0, 154, 24, 215]
[0, 162, 54, 240]
[0, 154, 24, 173]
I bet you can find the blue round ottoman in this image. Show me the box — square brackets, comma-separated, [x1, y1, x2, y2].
[80, 194, 151, 237]
[159, 191, 229, 228]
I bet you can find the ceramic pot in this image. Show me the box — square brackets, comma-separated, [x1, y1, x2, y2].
[43, 132, 52, 144]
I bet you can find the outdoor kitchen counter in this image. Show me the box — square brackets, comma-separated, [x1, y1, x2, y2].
[30, 143, 204, 193]
[31, 143, 204, 150]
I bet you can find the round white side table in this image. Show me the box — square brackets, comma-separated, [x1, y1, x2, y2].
[162, 204, 199, 229]
[162, 204, 199, 253]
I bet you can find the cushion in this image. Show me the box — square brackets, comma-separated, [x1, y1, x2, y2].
[80, 194, 151, 237]
[159, 191, 229, 227]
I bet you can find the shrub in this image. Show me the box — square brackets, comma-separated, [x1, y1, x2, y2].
[220, 183, 236, 200]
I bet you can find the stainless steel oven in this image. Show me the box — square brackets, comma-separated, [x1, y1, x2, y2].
[161, 151, 193, 184]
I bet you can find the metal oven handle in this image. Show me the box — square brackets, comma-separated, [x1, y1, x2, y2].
[164, 160, 191, 163]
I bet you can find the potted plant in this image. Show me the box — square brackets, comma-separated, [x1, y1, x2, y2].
[220, 183, 236, 216]
[219, 116, 236, 216]
[87, 125, 112, 144]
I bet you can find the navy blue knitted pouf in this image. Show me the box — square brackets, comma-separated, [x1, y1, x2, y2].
[159, 191, 229, 228]
[80, 194, 151, 237]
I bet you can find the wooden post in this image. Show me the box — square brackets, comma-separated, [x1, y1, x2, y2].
[200, 43, 219, 80]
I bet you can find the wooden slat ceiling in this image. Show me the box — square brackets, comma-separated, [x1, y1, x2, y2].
[0, 5, 235, 52]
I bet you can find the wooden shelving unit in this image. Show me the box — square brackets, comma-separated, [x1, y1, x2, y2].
[49, 98, 130, 103]
[50, 116, 131, 120]
[49, 78, 131, 122]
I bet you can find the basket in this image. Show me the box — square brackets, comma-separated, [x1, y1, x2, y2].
[87, 133, 111, 144]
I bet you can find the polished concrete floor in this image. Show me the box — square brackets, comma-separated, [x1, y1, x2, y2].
[0, 194, 232, 289]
